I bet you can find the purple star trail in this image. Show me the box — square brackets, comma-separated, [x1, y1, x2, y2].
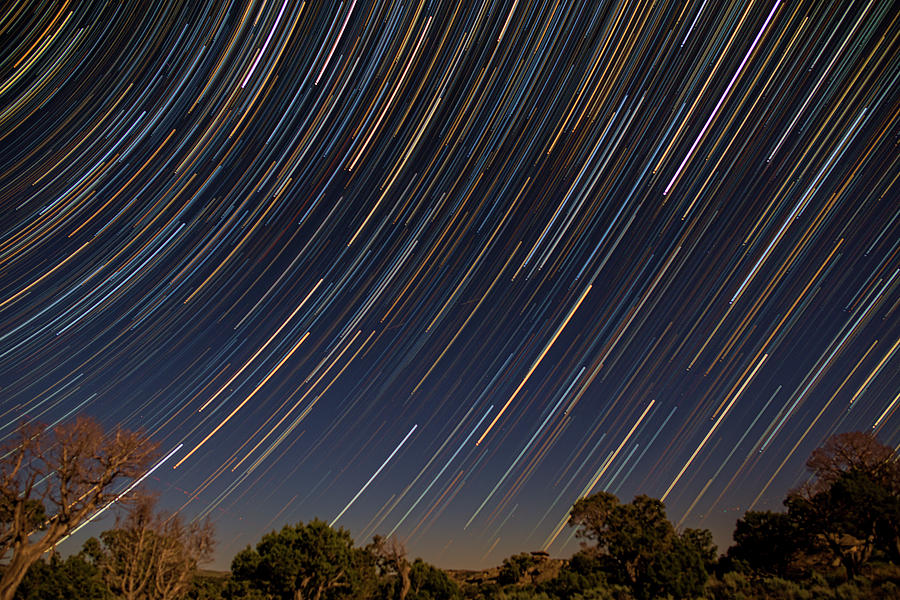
[0, 0, 897, 569]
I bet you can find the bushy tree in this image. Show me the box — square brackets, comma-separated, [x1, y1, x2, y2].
[805, 432, 898, 491]
[229, 519, 376, 600]
[498, 553, 537, 585]
[641, 528, 713, 599]
[407, 558, 462, 600]
[0, 417, 157, 600]
[541, 549, 611, 599]
[13, 551, 109, 600]
[786, 431, 900, 577]
[567, 492, 713, 599]
[727, 510, 800, 576]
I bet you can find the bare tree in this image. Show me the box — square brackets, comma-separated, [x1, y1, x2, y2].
[787, 431, 900, 577]
[0, 417, 157, 600]
[369, 534, 411, 600]
[89, 493, 214, 600]
[805, 431, 899, 492]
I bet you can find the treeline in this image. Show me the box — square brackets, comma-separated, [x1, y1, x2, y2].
[4, 425, 900, 599]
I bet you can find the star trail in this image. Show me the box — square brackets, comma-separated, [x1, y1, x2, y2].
[0, 0, 897, 569]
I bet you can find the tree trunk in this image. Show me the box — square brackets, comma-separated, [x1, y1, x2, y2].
[841, 553, 858, 579]
[0, 548, 41, 600]
[625, 559, 638, 586]
[399, 562, 411, 600]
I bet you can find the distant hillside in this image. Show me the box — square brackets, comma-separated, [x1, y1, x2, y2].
[447, 551, 566, 588]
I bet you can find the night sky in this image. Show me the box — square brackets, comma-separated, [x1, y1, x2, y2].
[1, 0, 898, 570]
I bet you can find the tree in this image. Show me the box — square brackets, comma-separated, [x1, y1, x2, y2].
[86, 494, 214, 600]
[0, 417, 157, 600]
[807, 431, 900, 563]
[805, 431, 898, 492]
[186, 571, 227, 600]
[542, 548, 611, 599]
[681, 527, 717, 571]
[368, 535, 411, 600]
[726, 510, 800, 576]
[643, 529, 713, 600]
[786, 431, 900, 577]
[406, 559, 461, 600]
[13, 550, 109, 600]
[569, 493, 671, 591]
[498, 553, 537, 586]
[568, 492, 712, 600]
[229, 519, 376, 600]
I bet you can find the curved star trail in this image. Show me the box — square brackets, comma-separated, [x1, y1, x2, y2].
[1, 0, 897, 568]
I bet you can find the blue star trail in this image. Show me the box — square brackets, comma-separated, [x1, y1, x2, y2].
[0, 0, 897, 569]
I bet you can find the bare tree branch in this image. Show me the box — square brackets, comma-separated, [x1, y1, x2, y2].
[94, 493, 214, 600]
[0, 417, 157, 600]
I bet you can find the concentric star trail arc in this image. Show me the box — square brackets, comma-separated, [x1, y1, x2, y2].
[0, 0, 896, 570]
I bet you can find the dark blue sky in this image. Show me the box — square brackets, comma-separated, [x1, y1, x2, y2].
[0, 0, 897, 570]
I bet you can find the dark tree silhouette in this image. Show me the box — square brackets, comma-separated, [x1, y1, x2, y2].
[12, 550, 109, 600]
[229, 519, 375, 600]
[568, 491, 714, 600]
[727, 510, 800, 576]
[406, 558, 461, 600]
[786, 431, 900, 577]
[497, 553, 537, 586]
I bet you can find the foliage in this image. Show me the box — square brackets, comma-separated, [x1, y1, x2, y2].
[228, 523, 458, 600]
[713, 432, 900, 596]
[13, 551, 110, 600]
[228, 519, 376, 600]
[567, 492, 713, 599]
[726, 510, 800, 577]
[0, 417, 157, 600]
[705, 569, 900, 600]
[805, 432, 898, 491]
[86, 494, 215, 600]
[9, 427, 897, 600]
[570, 587, 633, 600]
[785, 431, 900, 578]
[498, 554, 537, 586]
[642, 528, 711, 599]
[407, 558, 462, 600]
[368, 535, 412, 600]
[681, 528, 717, 570]
[540, 549, 610, 599]
[186, 572, 228, 600]
[491, 590, 552, 600]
